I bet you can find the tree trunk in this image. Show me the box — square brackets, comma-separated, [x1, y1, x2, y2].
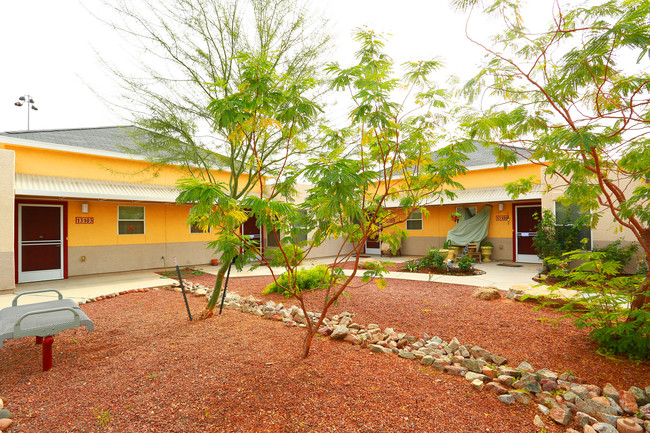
[198, 260, 231, 320]
[627, 265, 650, 321]
[301, 329, 316, 359]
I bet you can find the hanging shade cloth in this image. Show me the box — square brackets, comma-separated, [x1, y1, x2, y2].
[446, 205, 492, 246]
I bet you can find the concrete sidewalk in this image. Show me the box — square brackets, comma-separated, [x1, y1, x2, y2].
[1, 257, 542, 309]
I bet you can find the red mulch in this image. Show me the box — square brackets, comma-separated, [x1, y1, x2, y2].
[0, 274, 648, 432]
[200, 274, 650, 390]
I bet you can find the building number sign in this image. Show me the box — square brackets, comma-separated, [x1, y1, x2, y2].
[496, 215, 510, 221]
[75, 217, 94, 224]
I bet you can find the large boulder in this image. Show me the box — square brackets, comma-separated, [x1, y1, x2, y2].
[471, 286, 502, 301]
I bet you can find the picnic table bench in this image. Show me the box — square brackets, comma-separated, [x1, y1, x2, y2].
[0, 289, 94, 371]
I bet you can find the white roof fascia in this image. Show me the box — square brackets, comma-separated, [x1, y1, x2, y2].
[0, 135, 147, 161]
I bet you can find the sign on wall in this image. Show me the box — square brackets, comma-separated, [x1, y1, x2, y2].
[75, 217, 94, 224]
[496, 215, 510, 221]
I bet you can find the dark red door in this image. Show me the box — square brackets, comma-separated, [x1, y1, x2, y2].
[242, 215, 262, 247]
[19, 205, 64, 282]
[515, 205, 541, 262]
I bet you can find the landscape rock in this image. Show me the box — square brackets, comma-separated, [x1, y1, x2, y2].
[498, 394, 515, 405]
[471, 379, 485, 391]
[398, 351, 415, 360]
[538, 404, 550, 416]
[620, 391, 640, 414]
[330, 325, 349, 340]
[443, 365, 467, 376]
[584, 426, 598, 433]
[550, 405, 574, 425]
[516, 361, 534, 372]
[369, 344, 391, 354]
[0, 410, 10, 419]
[533, 414, 545, 429]
[576, 411, 598, 427]
[471, 286, 501, 301]
[512, 376, 542, 393]
[461, 358, 487, 373]
[509, 390, 532, 405]
[592, 422, 618, 433]
[629, 387, 650, 406]
[482, 366, 497, 379]
[506, 287, 525, 300]
[617, 418, 644, 433]
[485, 382, 509, 395]
[0, 419, 12, 431]
[497, 375, 515, 387]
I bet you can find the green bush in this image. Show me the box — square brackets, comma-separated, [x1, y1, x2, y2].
[267, 244, 305, 267]
[593, 240, 638, 275]
[533, 209, 590, 271]
[420, 248, 446, 271]
[545, 251, 649, 360]
[457, 255, 475, 271]
[404, 259, 421, 272]
[263, 265, 335, 297]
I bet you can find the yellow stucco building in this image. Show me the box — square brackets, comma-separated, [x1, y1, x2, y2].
[0, 126, 240, 292]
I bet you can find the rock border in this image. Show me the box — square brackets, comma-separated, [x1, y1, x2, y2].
[50, 283, 650, 433]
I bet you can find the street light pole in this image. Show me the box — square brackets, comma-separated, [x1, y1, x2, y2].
[14, 95, 38, 130]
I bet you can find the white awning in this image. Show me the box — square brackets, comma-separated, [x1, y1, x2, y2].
[15, 173, 180, 203]
[386, 184, 544, 208]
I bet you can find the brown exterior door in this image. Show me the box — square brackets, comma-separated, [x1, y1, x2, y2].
[18, 204, 64, 282]
[241, 215, 263, 258]
[515, 205, 541, 263]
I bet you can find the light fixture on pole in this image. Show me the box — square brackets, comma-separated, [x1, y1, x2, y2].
[14, 95, 38, 130]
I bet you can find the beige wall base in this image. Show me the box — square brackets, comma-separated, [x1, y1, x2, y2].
[68, 242, 217, 276]
[305, 238, 353, 259]
[402, 236, 515, 261]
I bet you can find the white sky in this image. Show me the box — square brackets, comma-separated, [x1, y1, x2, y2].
[0, 0, 573, 132]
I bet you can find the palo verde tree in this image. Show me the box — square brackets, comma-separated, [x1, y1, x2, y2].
[179, 29, 470, 358]
[102, 0, 330, 317]
[452, 0, 650, 345]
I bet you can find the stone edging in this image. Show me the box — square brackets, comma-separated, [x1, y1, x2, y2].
[7, 283, 644, 433]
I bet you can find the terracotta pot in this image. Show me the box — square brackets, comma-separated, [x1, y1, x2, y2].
[210, 259, 219, 266]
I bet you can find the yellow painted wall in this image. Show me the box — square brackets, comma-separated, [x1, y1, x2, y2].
[451, 164, 539, 189]
[67, 200, 214, 247]
[0, 143, 242, 188]
[392, 203, 515, 238]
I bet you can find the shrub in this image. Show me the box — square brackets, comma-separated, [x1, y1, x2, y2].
[545, 251, 649, 360]
[421, 248, 446, 271]
[263, 265, 336, 297]
[457, 255, 475, 271]
[267, 244, 305, 268]
[533, 209, 590, 271]
[593, 240, 638, 275]
[404, 259, 421, 272]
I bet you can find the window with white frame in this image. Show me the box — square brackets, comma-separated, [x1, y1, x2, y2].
[406, 209, 423, 230]
[554, 202, 592, 249]
[118, 206, 145, 235]
[190, 222, 210, 234]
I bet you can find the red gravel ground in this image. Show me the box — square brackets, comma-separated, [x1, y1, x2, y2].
[0, 275, 647, 432]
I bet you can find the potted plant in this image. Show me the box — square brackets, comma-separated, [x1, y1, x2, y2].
[450, 211, 462, 223]
[480, 241, 494, 262]
[445, 240, 461, 259]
